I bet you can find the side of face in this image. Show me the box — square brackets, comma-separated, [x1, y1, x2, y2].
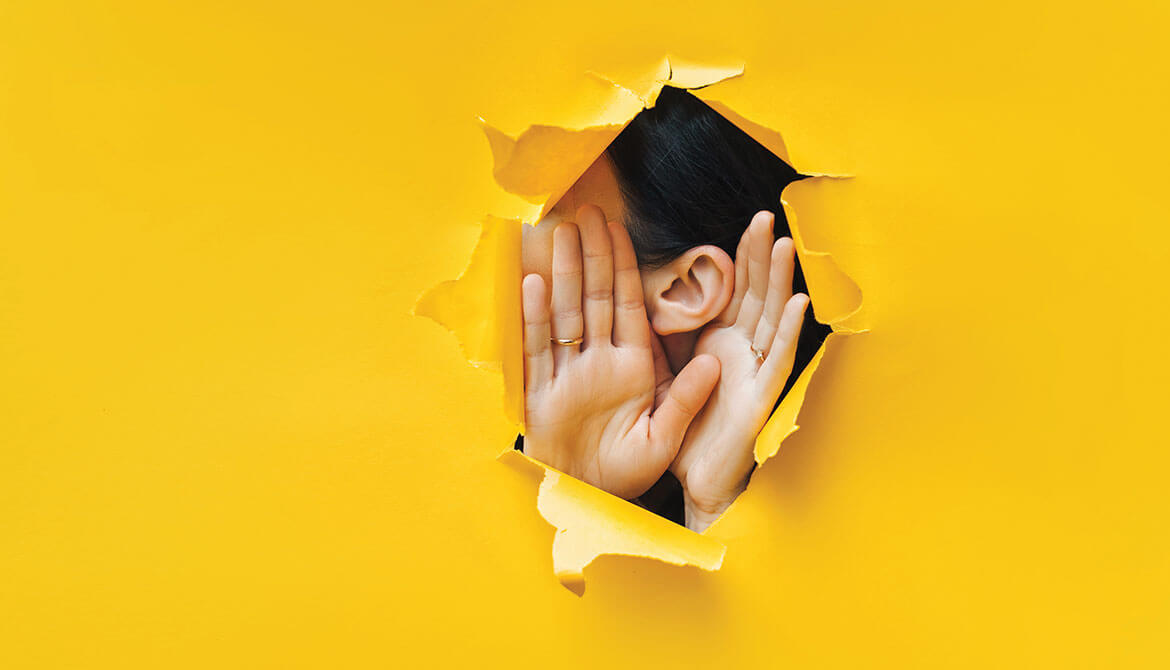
[520, 155, 625, 292]
[521, 153, 735, 339]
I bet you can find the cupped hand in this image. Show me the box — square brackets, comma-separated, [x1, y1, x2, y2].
[522, 205, 721, 500]
[670, 211, 810, 531]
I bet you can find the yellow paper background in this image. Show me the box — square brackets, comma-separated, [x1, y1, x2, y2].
[420, 61, 850, 591]
[2, 1, 1168, 668]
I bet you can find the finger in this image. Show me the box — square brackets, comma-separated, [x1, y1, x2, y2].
[610, 220, 651, 349]
[759, 294, 809, 389]
[734, 211, 775, 334]
[577, 205, 614, 347]
[521, 273, 554, 389]
[649, 330, 674, 407]
[715, 222, 752, 327]
[550, 223, 583, 366]
[751, 237, 796, 358]
[648, 353, 720, 464]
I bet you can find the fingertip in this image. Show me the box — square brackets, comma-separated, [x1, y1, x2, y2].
[552, 224, 583, 275]
[522, 272, 546, 298]
[692, 352, 720, 372]
[553, 221, 579, 242]
[687, 353, 722, 386]
[750, 209, 774, 233]
[750, 211, 775, 247]
[575, 203, 604, 224]
[607, 220, 629, 244]
[672, 354, 720, 414]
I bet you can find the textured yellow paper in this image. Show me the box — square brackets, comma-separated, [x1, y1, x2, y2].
[415, 216, 524, 426]
[421, 58, 861, 592]
[3, 1, 1169, 668]
[499, 451, 725, 595]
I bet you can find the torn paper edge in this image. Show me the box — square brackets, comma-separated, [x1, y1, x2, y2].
[416, 55, 868, 594]
[414, 216, 524, 427]
[499, 450, 725, 595]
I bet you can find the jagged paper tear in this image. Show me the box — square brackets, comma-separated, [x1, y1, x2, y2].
[417, 56, 867, 594]
[498, 450, 725, 596]
[414, 216, 524, 427]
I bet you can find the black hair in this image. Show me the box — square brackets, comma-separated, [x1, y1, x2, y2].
[608, 86, 799, 268]
[606, 86, 832, 524]
[607, 86, 830, 396]
[516, 87, 832, 526]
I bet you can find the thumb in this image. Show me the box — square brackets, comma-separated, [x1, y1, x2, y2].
[648, 353, 720, 457]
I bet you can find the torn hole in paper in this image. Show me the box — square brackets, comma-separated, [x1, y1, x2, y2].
[417, 56, 868, 594]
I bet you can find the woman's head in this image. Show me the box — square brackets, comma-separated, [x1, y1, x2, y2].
[521, 86, 818, 343]
[516, 87, 829, 520]
[607, 86, 801, 269]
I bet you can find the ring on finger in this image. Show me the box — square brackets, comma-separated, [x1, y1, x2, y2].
[552, 337, 583, 346]
[750, 345, 766, 364]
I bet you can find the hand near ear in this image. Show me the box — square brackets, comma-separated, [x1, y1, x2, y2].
[522, 205, 721, 500]
[670, 211, 809, 532]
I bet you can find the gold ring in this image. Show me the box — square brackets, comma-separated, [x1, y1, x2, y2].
[552, 337, 583, 346]
[750, 346, 766, 364]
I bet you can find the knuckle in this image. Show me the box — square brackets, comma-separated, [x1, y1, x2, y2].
[554, 307, 583, 321]
[668, 389, 698, 417]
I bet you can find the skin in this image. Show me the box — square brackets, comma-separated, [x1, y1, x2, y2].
[670, 211, 809, 530]
[521, 205, 721, 500]
[520, 155, 626, 296]
[521, 155, 807, 531]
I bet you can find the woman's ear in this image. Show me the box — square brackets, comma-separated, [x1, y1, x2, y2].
[642, 245, 735, 334]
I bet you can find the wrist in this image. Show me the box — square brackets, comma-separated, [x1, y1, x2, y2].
[677, 459, 751, 532]
[682, 490, 733, 533]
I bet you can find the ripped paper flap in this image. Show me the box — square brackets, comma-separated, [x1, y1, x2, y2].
[419, 56, 867, 593]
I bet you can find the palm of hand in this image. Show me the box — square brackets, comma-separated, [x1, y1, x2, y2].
[672, 325, 772, 509]
[525, 345, 659, 498]
[521, 205, 720, 501]
[669, 211, 810, 526]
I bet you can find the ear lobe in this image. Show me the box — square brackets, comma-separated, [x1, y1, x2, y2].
[644, 245, 735, 335]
